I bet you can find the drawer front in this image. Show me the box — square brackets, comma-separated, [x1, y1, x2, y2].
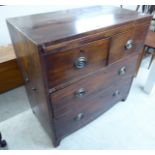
[109, 29, 136, 64]
[44, 38, 110, 88]
[51, 54, 138, 117]
[54, 78, 133, 138]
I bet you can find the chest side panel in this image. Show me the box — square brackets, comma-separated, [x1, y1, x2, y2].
[7, 22, 56, 143]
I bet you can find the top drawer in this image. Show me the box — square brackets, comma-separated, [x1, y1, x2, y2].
[109, 29, 135, 64]
[44, 38, 110, 88]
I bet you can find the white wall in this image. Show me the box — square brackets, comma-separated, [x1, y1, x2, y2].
[0, 5, 92, 45]
[0, 5, 137, 45]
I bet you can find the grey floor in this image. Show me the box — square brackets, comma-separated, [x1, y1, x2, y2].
[0, 56, 155, 150]
[0, 87, 30, 122]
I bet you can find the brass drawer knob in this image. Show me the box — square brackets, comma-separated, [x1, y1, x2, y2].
[31, 87, 37, 91]
[74, 57, 87, 69]
[74, 113, 84, 121]
[118, 66, 127, 75]
[113, 90, 120, 97]
[25, 77, 29, 83]
[125, 39, 133, 50]
[74, 88, 86, 98]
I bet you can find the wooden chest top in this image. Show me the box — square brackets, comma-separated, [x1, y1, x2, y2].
[7, 6, 151, 45]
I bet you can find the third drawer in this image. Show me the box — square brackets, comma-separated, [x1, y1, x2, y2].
[53, 77, 133, 138]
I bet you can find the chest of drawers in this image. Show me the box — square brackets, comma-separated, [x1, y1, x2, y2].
[7, 6, 151, 147]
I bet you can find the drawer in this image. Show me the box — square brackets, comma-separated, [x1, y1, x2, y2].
[109, 29, 136, 64]
[44, 37, 110, 88]
[54, 78, 133, 138]
[51, 54, 138, 116]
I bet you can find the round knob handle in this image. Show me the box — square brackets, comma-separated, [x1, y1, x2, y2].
[113, 90, 120, 97]
[118, 66, 127, 76]
[74, 113, 84, 121]
[31, 87, 37, 91]
[74, 57, 87, 69]
[74, 88, 86, 98]
[25, 77, 29, 83]
[125, 39, 133, 50]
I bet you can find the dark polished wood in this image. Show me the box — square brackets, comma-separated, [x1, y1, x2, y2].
[54, 78, 133, 139]
[6, 22, 57, 145]
[109, 29, 136, 63]
[45, 37, 110, 88]
[7, 6, 151, 45]
[7, 6, 151, 147]
[51, 55, 138, 115]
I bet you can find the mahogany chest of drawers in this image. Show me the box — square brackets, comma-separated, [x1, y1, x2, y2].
[7, 6, 151, 147]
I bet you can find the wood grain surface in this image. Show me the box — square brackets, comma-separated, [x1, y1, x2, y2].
[7, 6, 152, 146]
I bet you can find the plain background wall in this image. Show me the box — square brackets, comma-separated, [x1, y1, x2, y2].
[0, 5, 137, 45]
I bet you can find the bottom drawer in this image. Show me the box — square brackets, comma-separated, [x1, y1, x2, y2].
[54, 78, 133, 139]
